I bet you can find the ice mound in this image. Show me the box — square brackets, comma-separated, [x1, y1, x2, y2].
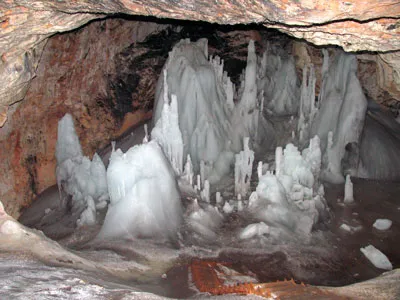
[239, 222, 270, 240]
[373, 219, 392, 231]
[56, 114, 108, 226]
[249, 136, 327, 235]
[360, 245, 392, 270]
[97, 141, 182, 241]
[187, 200, 224, 240]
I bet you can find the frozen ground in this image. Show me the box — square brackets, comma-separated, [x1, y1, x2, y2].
[12, 163, 400, 299]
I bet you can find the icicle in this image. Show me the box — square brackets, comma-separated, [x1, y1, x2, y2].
[111, 141, 116, 153]
[344, 175, 354, 204]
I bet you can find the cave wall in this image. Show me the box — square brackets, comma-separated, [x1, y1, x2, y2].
[0, 19, 169, 218]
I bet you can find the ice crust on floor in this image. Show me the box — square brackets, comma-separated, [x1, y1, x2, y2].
[55, 114, 108, 226]
[97, 141, 182, 240]
[373, 219, 392, 231]
[360, 245, 393, 270]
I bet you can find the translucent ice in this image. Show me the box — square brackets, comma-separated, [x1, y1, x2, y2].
[56, 114, 108, 226]
[97, 141, 182, 241]
[373, 219, 392, 231]
[360, 245, 392, 270]
[239, 222, 270, 240]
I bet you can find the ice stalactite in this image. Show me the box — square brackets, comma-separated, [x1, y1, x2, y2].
[234, 137, 255, 197]
[311, 51, 367, 183]
[97, 141, 182, 241]
[55, 114, 108, 226]
[233, 40, 264, 151]
[151, 70, 184, 175]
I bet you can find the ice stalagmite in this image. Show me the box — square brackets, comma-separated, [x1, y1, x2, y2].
[311, 51, 367, 183]
[151, 70, 184, 175]
[250, 136, 326, 236]
[260, 46, 300, 116]
[97, 141, 182, 241]
[297, 64, 317, 146]
[153, 38, 234, 183]
[55, 114, 108, 226]
[234, 137, 255, 197]
[233, 40, 262, 151]
[344, 175, 354, 204]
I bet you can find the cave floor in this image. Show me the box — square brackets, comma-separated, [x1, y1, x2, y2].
[11, 178, 400, 299]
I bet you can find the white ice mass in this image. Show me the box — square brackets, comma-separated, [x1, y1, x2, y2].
[54, 37, 389, 244]
[97, 141, 182, 241]
[249, 136, 326, 235]
[360, 245, 393, 271]
[373, 219, 392, 231]
[56, 114, 108, 226]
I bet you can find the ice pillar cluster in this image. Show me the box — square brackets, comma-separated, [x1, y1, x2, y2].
[55, 114, 109, 227]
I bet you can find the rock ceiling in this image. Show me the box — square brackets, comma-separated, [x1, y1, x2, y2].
[0, 0, 399, 124]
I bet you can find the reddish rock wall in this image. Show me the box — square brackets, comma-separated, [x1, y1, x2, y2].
[0, 19, 167, 218]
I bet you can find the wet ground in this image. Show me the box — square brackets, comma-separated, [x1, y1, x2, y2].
[11, 177, 400, 299]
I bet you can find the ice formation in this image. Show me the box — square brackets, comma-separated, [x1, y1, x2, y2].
[151, 73, 184, 175]
[360, 245, 393, 270]
[310, 52, 367, 183]
[239, 222, 270, 240]
[97, 141, 182, 240]
[373, 219, 392, 231]
[187, 203, 224, 240]
[249, 136, 326, 235]
[343, 175, 354, 204]
[234, 137, 255, 197]
[260, 47, 300, 116]
[297, 64, 317, 146]
[56, 114, 108, 226]
[153, 38, 234, 183]
[153, 38, 267, 185]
